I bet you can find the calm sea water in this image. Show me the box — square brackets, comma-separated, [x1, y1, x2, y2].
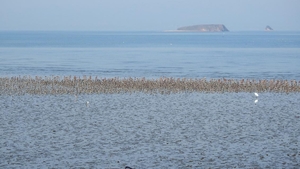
[0, 31, 300, 79]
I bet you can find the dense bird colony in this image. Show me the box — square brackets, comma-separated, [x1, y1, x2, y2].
[0, 76, 299, 95]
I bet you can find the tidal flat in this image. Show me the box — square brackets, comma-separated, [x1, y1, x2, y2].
[0, 93, 299, 168]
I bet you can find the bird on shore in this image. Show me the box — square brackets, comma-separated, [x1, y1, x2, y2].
[254, 92, 259, 104]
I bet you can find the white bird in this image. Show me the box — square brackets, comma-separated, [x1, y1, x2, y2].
[254, 93, 259, 104]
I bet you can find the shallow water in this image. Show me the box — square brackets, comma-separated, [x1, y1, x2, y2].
[0, 93, 299, 168]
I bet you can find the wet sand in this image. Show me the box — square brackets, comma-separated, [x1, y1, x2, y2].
[0, 93, 299, 168]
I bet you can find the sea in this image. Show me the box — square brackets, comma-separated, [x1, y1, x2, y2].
[1, 31, 300, 79]
[1, 31, 300, 168]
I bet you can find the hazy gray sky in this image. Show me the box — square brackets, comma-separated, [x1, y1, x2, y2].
[1, 0, 299, 31]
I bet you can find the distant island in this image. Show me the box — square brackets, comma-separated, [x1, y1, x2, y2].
[176, 24, 229, 32]
[265, 25, 273, 31]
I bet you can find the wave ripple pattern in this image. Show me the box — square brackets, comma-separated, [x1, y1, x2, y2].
[0, 93, 300, 168]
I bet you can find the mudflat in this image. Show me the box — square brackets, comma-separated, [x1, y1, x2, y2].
[0, 93, 299, 168]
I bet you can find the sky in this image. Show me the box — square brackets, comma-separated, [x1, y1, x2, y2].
[0, 0, 300, 31]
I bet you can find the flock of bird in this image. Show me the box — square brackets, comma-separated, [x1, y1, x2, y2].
[0, 76, 299, 95]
